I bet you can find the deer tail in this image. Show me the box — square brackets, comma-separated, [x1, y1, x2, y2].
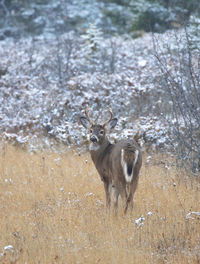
[121, 148, 139, 183]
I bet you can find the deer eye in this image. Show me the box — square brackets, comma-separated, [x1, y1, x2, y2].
[99, 130, 104, 135]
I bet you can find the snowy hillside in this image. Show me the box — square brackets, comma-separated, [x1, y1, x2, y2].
[0, 25, 199, 173]
[0, 30, 172, 149]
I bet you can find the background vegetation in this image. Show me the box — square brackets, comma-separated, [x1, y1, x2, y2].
[1, 0, 200, 38]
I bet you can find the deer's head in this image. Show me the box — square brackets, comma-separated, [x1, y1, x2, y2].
[79, 108, 118, 150]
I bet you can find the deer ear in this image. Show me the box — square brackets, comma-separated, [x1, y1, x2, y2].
[106, 118, 118, 130]
[79, 116, 90, 129]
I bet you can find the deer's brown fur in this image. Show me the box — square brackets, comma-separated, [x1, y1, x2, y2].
[79, 109, 142, 214]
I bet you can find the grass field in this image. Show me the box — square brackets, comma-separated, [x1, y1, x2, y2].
[0, 143, 199, 264]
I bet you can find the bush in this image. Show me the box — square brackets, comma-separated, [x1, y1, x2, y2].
[153, 21, 200, 173]
[129, 0, 200, 33]
[132, 4, 173, 32]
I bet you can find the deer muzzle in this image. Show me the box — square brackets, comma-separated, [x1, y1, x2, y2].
[90, 135, 98, 143]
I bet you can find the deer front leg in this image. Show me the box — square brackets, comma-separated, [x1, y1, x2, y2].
[103, 181, 112, 210]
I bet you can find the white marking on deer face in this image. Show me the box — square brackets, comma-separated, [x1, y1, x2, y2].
[88, 125, 106, 151]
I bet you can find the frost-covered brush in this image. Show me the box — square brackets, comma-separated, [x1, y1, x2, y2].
[79, 108, 142, 214]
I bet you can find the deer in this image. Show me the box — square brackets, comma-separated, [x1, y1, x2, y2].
[79, 108, 142, 214]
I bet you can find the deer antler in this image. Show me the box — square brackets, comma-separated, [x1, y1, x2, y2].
[103, 108, 113, 127]
[85, 107, 94, 125]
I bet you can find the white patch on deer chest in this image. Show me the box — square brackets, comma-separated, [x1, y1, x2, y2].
[89, 142, 100, 151]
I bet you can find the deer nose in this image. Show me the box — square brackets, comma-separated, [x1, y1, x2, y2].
[90, 135, 98, 143]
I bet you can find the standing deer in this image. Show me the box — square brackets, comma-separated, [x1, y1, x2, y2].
[79, 108, 142, 214]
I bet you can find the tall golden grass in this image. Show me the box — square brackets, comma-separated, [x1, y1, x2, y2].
[0, 143, 199, 264]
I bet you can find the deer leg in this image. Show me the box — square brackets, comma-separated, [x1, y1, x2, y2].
[104, 181, 112, 210]
[124, 176, 139, 214]
[118, 184, 128, 212]
[113, 188, 119, 215]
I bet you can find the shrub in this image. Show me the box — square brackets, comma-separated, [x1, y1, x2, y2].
[153, 20, 200, 173]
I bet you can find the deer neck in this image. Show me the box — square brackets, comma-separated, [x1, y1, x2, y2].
[90, 137, 112, 166]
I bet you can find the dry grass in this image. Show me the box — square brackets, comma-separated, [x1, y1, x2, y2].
[0, 143, 199, 264]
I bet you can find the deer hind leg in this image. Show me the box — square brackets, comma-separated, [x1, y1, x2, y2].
[117, 184, 127, 212]
[104, 181, 112, 210]
[113, 188, 119, 215]
[124, 176, 139, 214]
